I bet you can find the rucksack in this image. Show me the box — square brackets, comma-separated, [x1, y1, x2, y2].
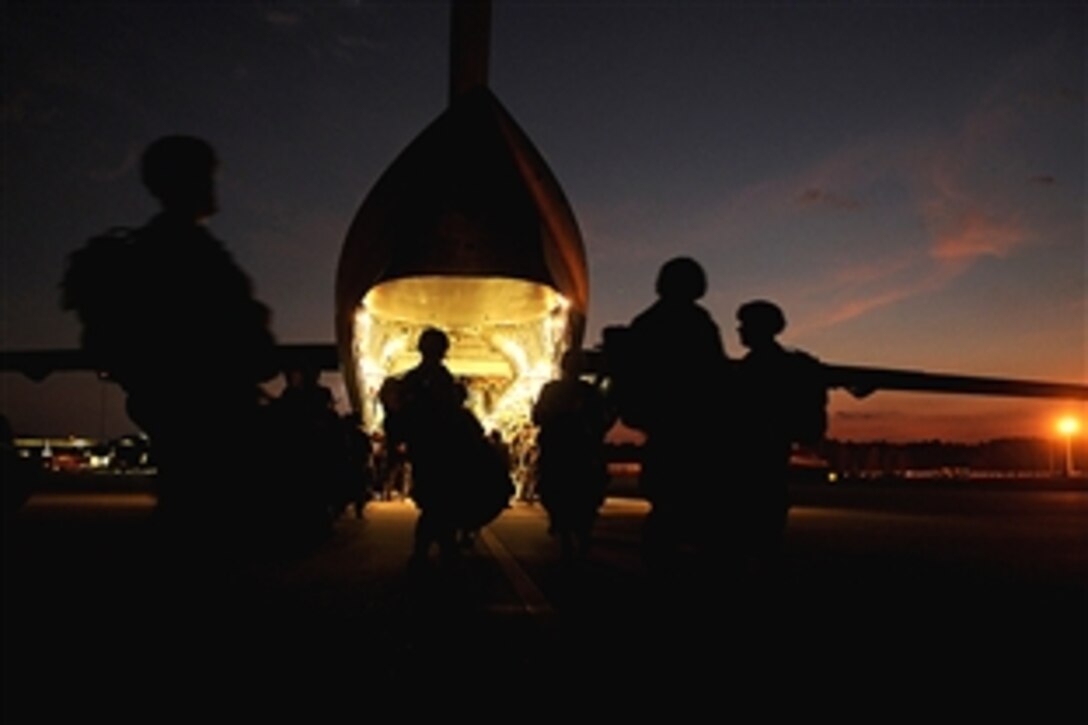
[786, 350, 828, 445]
[59, 227, 139, 382]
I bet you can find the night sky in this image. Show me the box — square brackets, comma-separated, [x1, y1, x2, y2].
[2, 1, 1085, 442]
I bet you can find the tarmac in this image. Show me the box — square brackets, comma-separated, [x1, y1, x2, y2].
[4, 478, 1087, 722]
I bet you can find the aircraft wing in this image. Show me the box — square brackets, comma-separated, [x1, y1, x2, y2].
[578, 347, 1087, 400]
[817, 363, 1088, 400]
[3, 345, 1086, 400]
[0, 344, 341, 383]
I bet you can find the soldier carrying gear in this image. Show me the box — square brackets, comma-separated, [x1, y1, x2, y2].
[732, 299, 828, 571]
[620, 257, 731, 571]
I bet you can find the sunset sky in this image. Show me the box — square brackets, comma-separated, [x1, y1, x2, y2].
[2, 1, 1084, 442]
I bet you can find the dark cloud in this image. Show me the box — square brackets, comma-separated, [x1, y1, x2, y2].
[797, 187, 862, 211]
[85, 143, 142, 183]
[0, 90, 60, 127]
[264, 10, 302, 27]
[0, 91, 32, 124]
[1029, 175, 1057, 186]
[1057, 86, 1081, 103]
[336, 34, 383, 51]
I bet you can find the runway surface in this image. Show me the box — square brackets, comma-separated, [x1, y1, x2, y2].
[4, 478, 1086, 721]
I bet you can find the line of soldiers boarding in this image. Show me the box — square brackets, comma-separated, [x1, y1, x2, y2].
[366, 254, 828, 575]
[57, 135, 827, 575]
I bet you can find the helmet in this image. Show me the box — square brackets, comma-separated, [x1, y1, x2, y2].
[141, 136, 216, 196]
[737, 299, 786, 336]
[417, 327, 450, 359]
[140, 135, 218, 216]
[655, 256, 707, 301]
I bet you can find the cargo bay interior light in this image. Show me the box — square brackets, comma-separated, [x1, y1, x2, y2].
[335, 86, 589, 447]
[350, 276, 572, 437]
[335, 4, 588, 476]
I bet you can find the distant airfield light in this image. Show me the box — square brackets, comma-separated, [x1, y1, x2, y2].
[1056, 416, 1081, 436]
[1056, 415, 1081, 477]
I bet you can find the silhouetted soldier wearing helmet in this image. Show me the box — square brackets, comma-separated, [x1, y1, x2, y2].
[61, 135, 279, 542]
[733, 300, 827, 574]
[622, 257, 730, 572]
[390, 327, 511, 568]
[388, 328, 460, 563]
[532, 348, 617, 565]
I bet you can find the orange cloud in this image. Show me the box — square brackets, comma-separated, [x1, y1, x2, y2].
[930, 210, 1026, 262]
[829, 252, 916, 287]
[800, 249, 965, 331]
[822, 287, 917, 326]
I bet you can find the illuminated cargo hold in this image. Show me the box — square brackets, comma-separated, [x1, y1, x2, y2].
[334, 85, 588, 441]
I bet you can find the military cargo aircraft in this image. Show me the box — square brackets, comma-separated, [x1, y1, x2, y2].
[3, 0, 1085, 432]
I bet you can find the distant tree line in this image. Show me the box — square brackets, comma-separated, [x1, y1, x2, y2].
[604, 437, 1083, 475]
[821, 438, 1082, 475]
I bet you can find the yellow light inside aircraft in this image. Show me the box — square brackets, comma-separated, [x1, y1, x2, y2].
[349, 275, 572, 439]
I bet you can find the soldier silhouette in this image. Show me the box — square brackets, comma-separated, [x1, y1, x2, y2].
[340, 411, 375, 519]
[2, 413, 36, 519]
[386, 328, 469, 566]
[60, 135, 279, 541]
[275, 365, 335, 420]
[613, 257, 730, 572]
[269, 364, 347, 533]
[732, 300, 827, 573]
[532, 349, 617, 565]
[386, 327, 514, 568]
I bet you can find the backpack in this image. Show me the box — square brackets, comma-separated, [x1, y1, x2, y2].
[59, 227, 139, 382]
[786, 350, 828, 445]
